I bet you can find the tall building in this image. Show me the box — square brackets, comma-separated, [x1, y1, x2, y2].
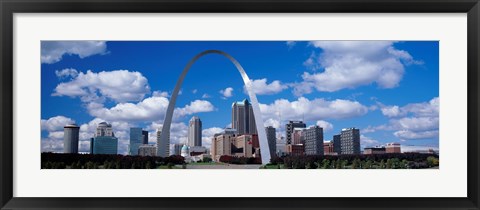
[188, 116, 202, 147]
[156, 129, 169, 157]
[386, 142, 401, 153]
[63, 124, 80, 153]
[285, 121, 306, 144]
[303, 126, 324, 155]
[138, 144, 157, 156]
[333, 134, 341, 154]
[129, 127, 143, 156]
[232, 99, 257, 135]
[142, 130, 148, 144]
[170, 143, 183, 156]
[339, 128, 360, 155]
[91, 122, 118, 154]
[265, 126, 277, 158]
[232, 134, 255, 158]
[212, 132, 235, 161]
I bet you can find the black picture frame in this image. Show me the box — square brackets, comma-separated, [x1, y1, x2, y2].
[1, 0, 479, 209]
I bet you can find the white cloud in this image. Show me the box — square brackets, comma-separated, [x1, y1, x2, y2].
[360, 135, 381, 148]
[55, 68, 79, 79]
[41, 41, 108, 64]
[380, 97, 439, 118]
[219, 87, 234, 98]
[259, 97, 368, 122]
[87, 96, 169, 122]
[263, 118, 281, 129]
[244, 78, 288, 95]
[192, 89, 198, 94]
[202, 93, 211, 99]
[174, 100, 215, 116]
[87, 95, 214, 123]
[369, 97, 439, 140]
[315, 120, 333, 132]
[152, 90, 169, 97]
[53, 69, 151, 103]
[381, 105, 401, 117]
[41, 116, 75, 132]
[293, 41, 422, 95]
[394, 130, 439, 140]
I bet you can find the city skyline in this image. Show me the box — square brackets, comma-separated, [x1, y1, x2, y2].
[41, 41, 439, 155]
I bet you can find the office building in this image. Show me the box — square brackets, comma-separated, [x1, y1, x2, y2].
[303, 126, 324, 155]
[232, 134, 255, 158]
[292, 128, 304, 145]
[285, 144, 304, 156]
[324, 141, 336, 155]
[138, 144, 157, 156]
[129, 127, 143, 155]
[285, 121, 306, 144]
[386, 142, 401, 153]
[90, 122, 118, 154]
[170, 143, 183, 156]
[333, 134, 341, 154]
[339, 128, 360, 155]
[232, 99, 257, 135]
[63, 124, 80, 154]
[364, 147, 386, 155]
[188, 116, 202, 147]
[265, 126, 277, 158]
[156, 129, 169, 157]
[142, 130, 148, 144]
[212, 132, 235, 161]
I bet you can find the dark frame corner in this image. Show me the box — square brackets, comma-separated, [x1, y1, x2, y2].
[1, 0, 479, 209]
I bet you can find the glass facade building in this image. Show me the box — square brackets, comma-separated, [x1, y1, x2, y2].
[130, 127, 143, 155]
[91, 136, 118, 154]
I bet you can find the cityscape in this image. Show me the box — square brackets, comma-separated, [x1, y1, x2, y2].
[41, 41, 440, 169]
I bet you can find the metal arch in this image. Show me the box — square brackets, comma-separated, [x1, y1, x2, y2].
[157, 50, 271, 165]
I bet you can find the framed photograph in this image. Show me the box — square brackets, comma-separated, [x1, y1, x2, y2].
[1, 0, 479, 209]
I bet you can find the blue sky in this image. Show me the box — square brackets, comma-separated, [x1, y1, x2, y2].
[40, 41, 439, 154]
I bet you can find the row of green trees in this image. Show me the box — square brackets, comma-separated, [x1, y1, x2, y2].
[268, 154, 439, 169]
[218, 155, 262, 164]
[41, 153, 185, 169]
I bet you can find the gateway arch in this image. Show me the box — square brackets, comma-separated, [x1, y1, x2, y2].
[157, 50, 271, 164]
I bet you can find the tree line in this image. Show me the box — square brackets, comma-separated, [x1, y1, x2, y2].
[41, 153, 185, 169]
[268, 153, 439, 169]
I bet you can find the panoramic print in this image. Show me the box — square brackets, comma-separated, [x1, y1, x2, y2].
[41, 41, 439, 169]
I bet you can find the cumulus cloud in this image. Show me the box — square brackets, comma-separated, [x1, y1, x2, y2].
[41, 41, 108, 64]
[293, 41, 422, 95]
[219, 87, 234, 98]
[360, 135, 381, 148]
[244, 78, 288, 95]
[259, 97, 368, 122]
[202, 93, 211, 99]
[316, 120, 333, 132]
[87, 95, 214, 122]
[368, 97, 439, 140]
[55, 68, 79, 79]
[53, 69, 151, 103]
[394, 130, 439, 140]
[41, 116, 75, 132]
